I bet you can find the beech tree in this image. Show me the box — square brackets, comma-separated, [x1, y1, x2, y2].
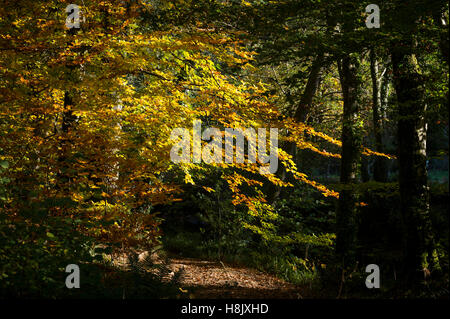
[388, 0, 446, 284]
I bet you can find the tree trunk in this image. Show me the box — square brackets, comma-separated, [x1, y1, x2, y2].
[431, 2, 449, 64]
[370, 49, 388, 182]
[272, 55, 324, 200]
[391, 47, 438, 285]
[57, 27, 79, 193]
[294, 54, 324, 123]
[336, 53, 362, 264]
[360, 153, 370, 183]
[293, 54, 324, 178]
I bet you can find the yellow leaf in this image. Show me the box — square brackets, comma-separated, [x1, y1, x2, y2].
[202, 186, 215, 193]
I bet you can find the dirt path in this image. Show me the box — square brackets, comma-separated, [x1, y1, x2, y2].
[167, 257, 305, 299]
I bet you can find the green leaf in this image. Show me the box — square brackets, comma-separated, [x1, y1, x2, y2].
[46, 232, 56, 239]
[0, 161, 8, 169]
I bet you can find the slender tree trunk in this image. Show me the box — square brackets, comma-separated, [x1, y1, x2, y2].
[57, 27, 79, 193]
[370, 48, 388, 182]
[431, 2, 449, 64]
[360, 150, 370, 183]
[336, 53, 362, 264]
[294, 54, 324, 123]
[272, 55, 324, 200]
[380, 67, 391, 129]
[293, 54, 324, 176]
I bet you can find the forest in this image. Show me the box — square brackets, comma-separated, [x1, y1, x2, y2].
[0, 0, 448, 300]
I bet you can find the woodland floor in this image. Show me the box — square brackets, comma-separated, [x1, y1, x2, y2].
[166, 256, 306, 299]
